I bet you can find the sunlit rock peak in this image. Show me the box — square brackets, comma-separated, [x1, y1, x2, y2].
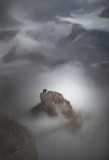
[31, 89, 74, 117]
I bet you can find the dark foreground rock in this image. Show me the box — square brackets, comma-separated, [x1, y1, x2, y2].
[0, 114, 38, 160]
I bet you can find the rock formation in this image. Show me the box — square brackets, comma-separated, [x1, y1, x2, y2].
[0, 114, 38, 160]
[31, 89, 74, 117]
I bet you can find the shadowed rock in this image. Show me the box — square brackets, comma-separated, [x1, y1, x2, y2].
[0, 114, 38, 160]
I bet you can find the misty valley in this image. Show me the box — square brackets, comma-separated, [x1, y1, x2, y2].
[0, 0, 109, 160]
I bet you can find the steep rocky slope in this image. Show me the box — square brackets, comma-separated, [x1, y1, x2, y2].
[0, 114, 38, 160]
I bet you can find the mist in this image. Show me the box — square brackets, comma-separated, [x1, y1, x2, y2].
[19, 62, 108, 160]
[57, 7, 109, 32]
[0, 0, 109, 160]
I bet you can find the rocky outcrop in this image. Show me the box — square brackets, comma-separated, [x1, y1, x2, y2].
[30, 90, 82, 131]
[0, 114, 38, 160]
[31, 89, 74, 117]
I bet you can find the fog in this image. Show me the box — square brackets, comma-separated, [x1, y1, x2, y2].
[0, 0, 109, 160]
[58, 7, 109, 32]
[20, 112, 108, 160]
[19, 63, 108, 160]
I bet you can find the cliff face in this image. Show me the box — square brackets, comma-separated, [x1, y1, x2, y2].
[31, 89, 74, 117]
[0, 115, 38, 160]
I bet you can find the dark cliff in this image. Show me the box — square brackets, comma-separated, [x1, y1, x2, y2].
[0, 114, 38, 160]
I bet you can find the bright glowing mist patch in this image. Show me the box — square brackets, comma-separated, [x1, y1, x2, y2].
[34, 63, 105, 113]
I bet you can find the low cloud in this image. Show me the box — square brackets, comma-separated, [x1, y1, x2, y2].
[20, 98, 108, 160]
[57, 7, 109, 32]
